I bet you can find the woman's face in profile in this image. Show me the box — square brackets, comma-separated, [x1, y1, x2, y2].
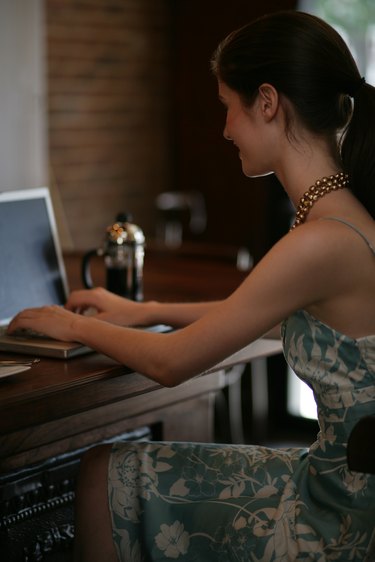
[218, 81, 275, 178]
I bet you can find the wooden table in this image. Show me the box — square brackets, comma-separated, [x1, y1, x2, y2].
[0, 246, 282, 561]
[0, 245, 252, 468]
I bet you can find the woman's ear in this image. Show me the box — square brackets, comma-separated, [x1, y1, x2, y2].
[258, 83, 279, 122]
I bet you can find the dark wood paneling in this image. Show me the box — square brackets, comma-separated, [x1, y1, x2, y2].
[172, 0, 297, 260]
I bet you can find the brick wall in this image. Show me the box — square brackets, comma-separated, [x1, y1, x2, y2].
[46, 0, 296, 257]
[46, 0, 173, 250]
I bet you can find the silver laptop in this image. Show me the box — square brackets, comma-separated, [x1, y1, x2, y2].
[0, 187, 93, 359]
[0, 188, 171, 360]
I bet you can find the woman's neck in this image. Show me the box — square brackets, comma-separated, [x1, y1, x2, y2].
[274, 136, 342, 208]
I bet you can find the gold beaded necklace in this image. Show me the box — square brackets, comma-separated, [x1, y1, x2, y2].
[290, 172, 349, 230]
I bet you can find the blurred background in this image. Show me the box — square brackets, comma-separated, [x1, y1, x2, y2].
[0, 0, 297, 258]
[1, 0, 374, 255]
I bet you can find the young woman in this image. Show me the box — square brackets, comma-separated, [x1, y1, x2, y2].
[8, 10, 375, 561]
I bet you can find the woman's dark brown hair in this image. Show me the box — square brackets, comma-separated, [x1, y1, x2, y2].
[211, 10, 375, 217]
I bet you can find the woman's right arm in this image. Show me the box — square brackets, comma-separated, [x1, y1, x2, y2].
[65, 287, 222, 328]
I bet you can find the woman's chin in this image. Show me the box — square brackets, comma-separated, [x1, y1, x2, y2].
[242, 168, 275, 179]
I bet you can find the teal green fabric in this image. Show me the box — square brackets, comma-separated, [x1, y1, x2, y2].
[108, 310, 375, 561]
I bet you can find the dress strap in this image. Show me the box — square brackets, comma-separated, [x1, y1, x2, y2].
[321, 217, 375, 256]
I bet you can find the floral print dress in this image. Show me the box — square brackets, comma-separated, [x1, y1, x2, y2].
[107, 310, 375, 561]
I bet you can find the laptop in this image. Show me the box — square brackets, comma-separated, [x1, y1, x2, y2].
[0, 188, 171, 360]
[0, 187, 95, 359]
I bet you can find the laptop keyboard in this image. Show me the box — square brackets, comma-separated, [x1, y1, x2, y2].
[0, 326, 47, 339]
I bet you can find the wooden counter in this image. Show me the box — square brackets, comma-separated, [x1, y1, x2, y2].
[0, 246, 282, 561]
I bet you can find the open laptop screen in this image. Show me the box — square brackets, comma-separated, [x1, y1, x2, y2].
[0, 188, 69, 326]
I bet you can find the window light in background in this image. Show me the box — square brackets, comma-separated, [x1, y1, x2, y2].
[287, 368, 318, 420]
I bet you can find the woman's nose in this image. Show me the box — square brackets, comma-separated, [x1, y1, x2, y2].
[223, 125, 232, 141]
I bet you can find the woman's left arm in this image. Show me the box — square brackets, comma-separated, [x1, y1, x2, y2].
[7, 225, 342, 386]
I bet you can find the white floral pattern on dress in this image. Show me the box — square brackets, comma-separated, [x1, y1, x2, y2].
[155, 521, 190, 558]
[108, 310, 375, 561]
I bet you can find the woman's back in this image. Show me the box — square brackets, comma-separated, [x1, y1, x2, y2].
[301, 209, 375, 340]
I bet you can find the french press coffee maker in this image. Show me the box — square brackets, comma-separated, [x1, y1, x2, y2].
[82, 213, 145, 301]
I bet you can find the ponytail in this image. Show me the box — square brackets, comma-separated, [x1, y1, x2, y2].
[212, 11, 375, 219]
[341, 82, 375, 218]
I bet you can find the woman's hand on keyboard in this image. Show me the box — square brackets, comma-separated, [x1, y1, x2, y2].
[7, 305, 86, 342]
[65, 287, 155, 327]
